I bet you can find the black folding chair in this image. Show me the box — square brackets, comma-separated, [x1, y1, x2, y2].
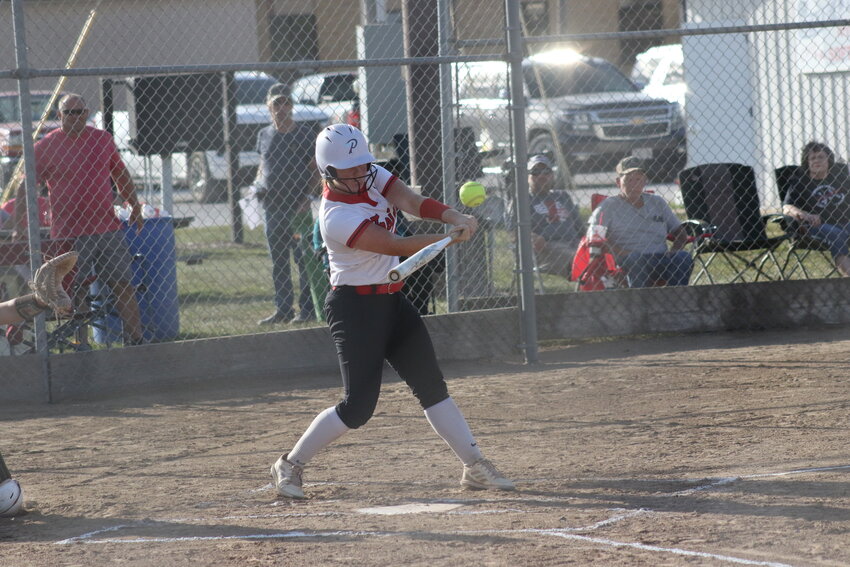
[679, 163, 787, 284]
[775, 165, 839, 279]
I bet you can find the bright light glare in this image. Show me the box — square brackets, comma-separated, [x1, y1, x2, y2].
[530, 49, 582, 65]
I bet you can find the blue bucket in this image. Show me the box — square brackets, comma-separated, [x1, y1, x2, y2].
[92, 217, 179, 344]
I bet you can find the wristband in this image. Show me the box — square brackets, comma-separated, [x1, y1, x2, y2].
[419, 198, 450, 220]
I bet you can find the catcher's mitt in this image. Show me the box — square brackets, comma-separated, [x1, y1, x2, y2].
[30, 251, 78, 315]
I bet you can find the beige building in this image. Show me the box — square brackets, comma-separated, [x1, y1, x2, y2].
[0, 0, 680, 109]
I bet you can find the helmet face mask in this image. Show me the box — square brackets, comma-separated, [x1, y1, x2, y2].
[326, 163, 378, 195]
[316, 124, 377, 194]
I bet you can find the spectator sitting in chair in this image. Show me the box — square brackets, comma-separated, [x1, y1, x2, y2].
[517, 154, 584, 277]
[781, 141, 850, 277]
[587, 156, 692, 288]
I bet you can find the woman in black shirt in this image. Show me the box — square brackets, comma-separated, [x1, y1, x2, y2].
[782, 141, 850, 276]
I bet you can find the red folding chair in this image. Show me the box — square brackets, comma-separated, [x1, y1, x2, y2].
[570, 192, 699, 291]
[570, 194, 629, 291]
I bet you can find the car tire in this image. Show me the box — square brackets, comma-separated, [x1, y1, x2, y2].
[188, 152, 227, 204]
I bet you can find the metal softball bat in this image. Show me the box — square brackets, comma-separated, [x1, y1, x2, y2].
[387, 236, 453, 282]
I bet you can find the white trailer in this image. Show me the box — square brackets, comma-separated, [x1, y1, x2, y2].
[683, 0, 850, 210]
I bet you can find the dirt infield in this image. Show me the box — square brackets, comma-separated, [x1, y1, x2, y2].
[2, 326, 850, 566]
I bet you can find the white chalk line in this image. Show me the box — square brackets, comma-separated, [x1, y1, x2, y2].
[671, 463, 850, 496]
[54, 509, 648, 546]
[55, 505, 514, 545]
[529, 530, 795, 567]
[56, 516, 796, 566]
[55, 463, 849, 565]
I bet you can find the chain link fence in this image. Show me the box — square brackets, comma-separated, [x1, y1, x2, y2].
[1, 0, 849, 359]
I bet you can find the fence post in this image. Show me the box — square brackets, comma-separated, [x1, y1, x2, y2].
[505, 0, 538, 364]
[221, 71, 243, 244]
[438, 0, 460, 312]
[11, 0, 52, 400]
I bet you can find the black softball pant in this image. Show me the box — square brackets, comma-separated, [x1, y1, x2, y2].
[325, 286, 450, 429]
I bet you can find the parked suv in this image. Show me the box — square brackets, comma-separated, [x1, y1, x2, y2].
[456, 49, 686, 178]
[0, 91, 61, 188]
[290, 71, 359, 128]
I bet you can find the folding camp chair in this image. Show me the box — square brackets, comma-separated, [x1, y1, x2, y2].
[679, 163, 787, 284]
[570, 193, 628, 291]
[570, 234, 629, 291]
[7, 263, 123, 354]
[0, 238, 106, 353]
[2, 241, 141, 353]
[774, 165, 840, 279]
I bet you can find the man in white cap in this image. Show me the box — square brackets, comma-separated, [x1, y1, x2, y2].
[586, 156, 692, 287]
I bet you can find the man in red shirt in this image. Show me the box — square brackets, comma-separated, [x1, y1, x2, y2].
[14, 93, 144, 345]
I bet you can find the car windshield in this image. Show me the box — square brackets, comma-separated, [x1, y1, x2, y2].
[524, 60, 637, 98]
[236, 78, 277, 105]
[0, 94, 55, 123]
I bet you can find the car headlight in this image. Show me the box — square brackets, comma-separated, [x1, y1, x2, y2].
[560, 111, 592, 132]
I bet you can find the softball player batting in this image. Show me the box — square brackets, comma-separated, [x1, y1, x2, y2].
[270, 124, 514, 499]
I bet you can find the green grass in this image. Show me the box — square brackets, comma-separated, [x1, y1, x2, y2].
[173, 225, 317, 338]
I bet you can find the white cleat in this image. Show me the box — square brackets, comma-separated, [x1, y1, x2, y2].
[270, 453, 306, 499]
[461, 458, 516, 491]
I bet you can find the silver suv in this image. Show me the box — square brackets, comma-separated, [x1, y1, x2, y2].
[290, 71, 358, 127]
[456, 49, 686, 178]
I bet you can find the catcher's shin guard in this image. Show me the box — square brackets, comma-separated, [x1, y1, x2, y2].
[13, 294, 48, 321]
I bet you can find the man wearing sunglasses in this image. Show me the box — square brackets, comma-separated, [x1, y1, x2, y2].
[254, 83, 320, 326]
[13, 93, 145, 346]
[519, 154, 584, 277]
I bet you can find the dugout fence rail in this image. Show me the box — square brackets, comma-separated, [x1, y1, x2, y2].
[2, 0, 850, 398]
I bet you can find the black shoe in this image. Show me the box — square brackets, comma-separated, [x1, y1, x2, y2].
[258, 312, 293, 326]
[290, 312, 316, 324]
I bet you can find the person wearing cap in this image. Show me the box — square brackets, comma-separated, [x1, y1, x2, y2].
[255, 83, 321, 326]
[586, 156, 692, 287]
[517, 154, 584, 277]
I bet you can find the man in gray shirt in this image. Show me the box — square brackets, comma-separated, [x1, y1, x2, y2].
[255, 83, 318, 325]
[587, 157, 692, 287]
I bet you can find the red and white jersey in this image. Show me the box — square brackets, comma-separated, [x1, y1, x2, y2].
[320, 165, 400, 286]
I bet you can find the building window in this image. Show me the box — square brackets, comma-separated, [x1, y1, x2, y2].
[618, 1, 664, 66]
[269, 14, 319, 82]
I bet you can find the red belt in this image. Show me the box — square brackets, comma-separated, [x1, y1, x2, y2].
[334, 282, 405, 295]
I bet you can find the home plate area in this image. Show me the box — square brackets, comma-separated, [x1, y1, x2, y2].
[53, 466, 849, 567]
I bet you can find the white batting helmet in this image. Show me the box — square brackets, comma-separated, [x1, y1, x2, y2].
[316, 124, 376, 180]
[0, 479, 23, 517]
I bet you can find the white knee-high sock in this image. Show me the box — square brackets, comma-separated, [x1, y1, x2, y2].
[424, 397, 483, 466]
[288, 406, 350, 467]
